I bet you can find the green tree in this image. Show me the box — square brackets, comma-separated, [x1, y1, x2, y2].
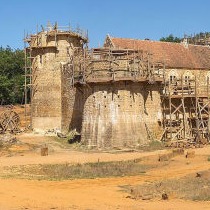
[0, 46, 25, 104]
[160, 34, 181, 43]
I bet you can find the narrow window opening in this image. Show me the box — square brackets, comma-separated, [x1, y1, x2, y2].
[40, 55, 42, 64]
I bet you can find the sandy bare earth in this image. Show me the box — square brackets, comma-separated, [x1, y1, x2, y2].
[0, 133, 210, 210]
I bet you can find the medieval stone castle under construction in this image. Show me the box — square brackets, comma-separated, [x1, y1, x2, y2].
[24, 23, 210, 148]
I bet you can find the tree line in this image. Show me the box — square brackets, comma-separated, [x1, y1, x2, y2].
[0, 46, 25, 105]
[160, 32, 210, 43]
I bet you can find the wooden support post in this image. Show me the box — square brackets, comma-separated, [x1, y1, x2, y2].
[182, 98, 187, 139]
[181, 76, 186, 138]
[169, 79, 172, 139]
[195, 76, 200, 142]
[24, 47, 27, 124]
[54, 28, 58, 47]
[207, 76, 210, 141]
[72, 51, 75, 87]
[162, 98, 166, 140]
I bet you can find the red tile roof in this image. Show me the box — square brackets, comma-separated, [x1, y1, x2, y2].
[107, 37, 210, 69]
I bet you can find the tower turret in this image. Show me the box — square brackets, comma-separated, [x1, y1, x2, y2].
[25, 23, 88, 131]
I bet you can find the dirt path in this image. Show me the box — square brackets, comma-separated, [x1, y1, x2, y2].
[0, 133, 206, 167]
[0, 133, 168, 167]
[0, 133, 210, 210]
[0, 174, 210, 210]
[0, 149, 166, 167]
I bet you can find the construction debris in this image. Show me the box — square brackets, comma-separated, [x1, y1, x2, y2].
[0, 134, 18, 147]
[0, 110, 20, 134]
[57, 132, 67, 138]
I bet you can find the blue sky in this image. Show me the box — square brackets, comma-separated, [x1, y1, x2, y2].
[0, 0, 210, 49]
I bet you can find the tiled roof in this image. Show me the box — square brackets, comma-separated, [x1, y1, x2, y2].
[108, 37, 210, 69]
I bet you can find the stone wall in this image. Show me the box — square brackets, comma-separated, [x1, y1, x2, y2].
[30, 31, 83, 131]
[31, 47, 62, 130]
[165, 69, 209, 83]
[165, 68, 210, 95]
[61, 70, 84, 133]
[62, 81, 162, 148]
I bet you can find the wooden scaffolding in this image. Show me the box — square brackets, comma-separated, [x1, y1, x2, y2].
[65, 47, 165, 87]
[24, 23, 210, 146]
[23, 23, 88, 127]
[161, 76, 210, 145]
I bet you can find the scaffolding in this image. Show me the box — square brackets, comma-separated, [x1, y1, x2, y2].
[64, 47, 165, 87]
[161, 76, 210, 145]
[23, 23, 88, 127]
[24, 33, 33, 126]
[24, 23, 210, 147]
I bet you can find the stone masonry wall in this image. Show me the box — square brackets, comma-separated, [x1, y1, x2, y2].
[78, 81, 162, 148]
[61, 71, 84, 133]
[31, 47, 62, 130]
[31, 32, 83, 131]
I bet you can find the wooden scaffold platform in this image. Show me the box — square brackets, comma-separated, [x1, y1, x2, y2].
[161, 75, 210, 147]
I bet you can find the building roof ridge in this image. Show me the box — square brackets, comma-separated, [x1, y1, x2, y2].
[107, 36, 210, 69]
[110, 36, 210, 48]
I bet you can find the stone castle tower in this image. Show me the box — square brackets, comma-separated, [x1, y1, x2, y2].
[25, 23, 88, 131]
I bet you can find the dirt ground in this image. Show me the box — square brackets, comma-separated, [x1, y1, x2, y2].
[0, 132, 210, 210]
[0, 105, 209, 209]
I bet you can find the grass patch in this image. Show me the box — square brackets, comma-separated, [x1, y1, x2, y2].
[139, 140, 165, 152]
[51, 136, 85, 151]
[3, 159, 151, 180]
[129, 170, 210, 201]
[207, 156, 210, 161]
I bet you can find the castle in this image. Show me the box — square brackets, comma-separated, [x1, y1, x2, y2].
[24, 24, 210, 148]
